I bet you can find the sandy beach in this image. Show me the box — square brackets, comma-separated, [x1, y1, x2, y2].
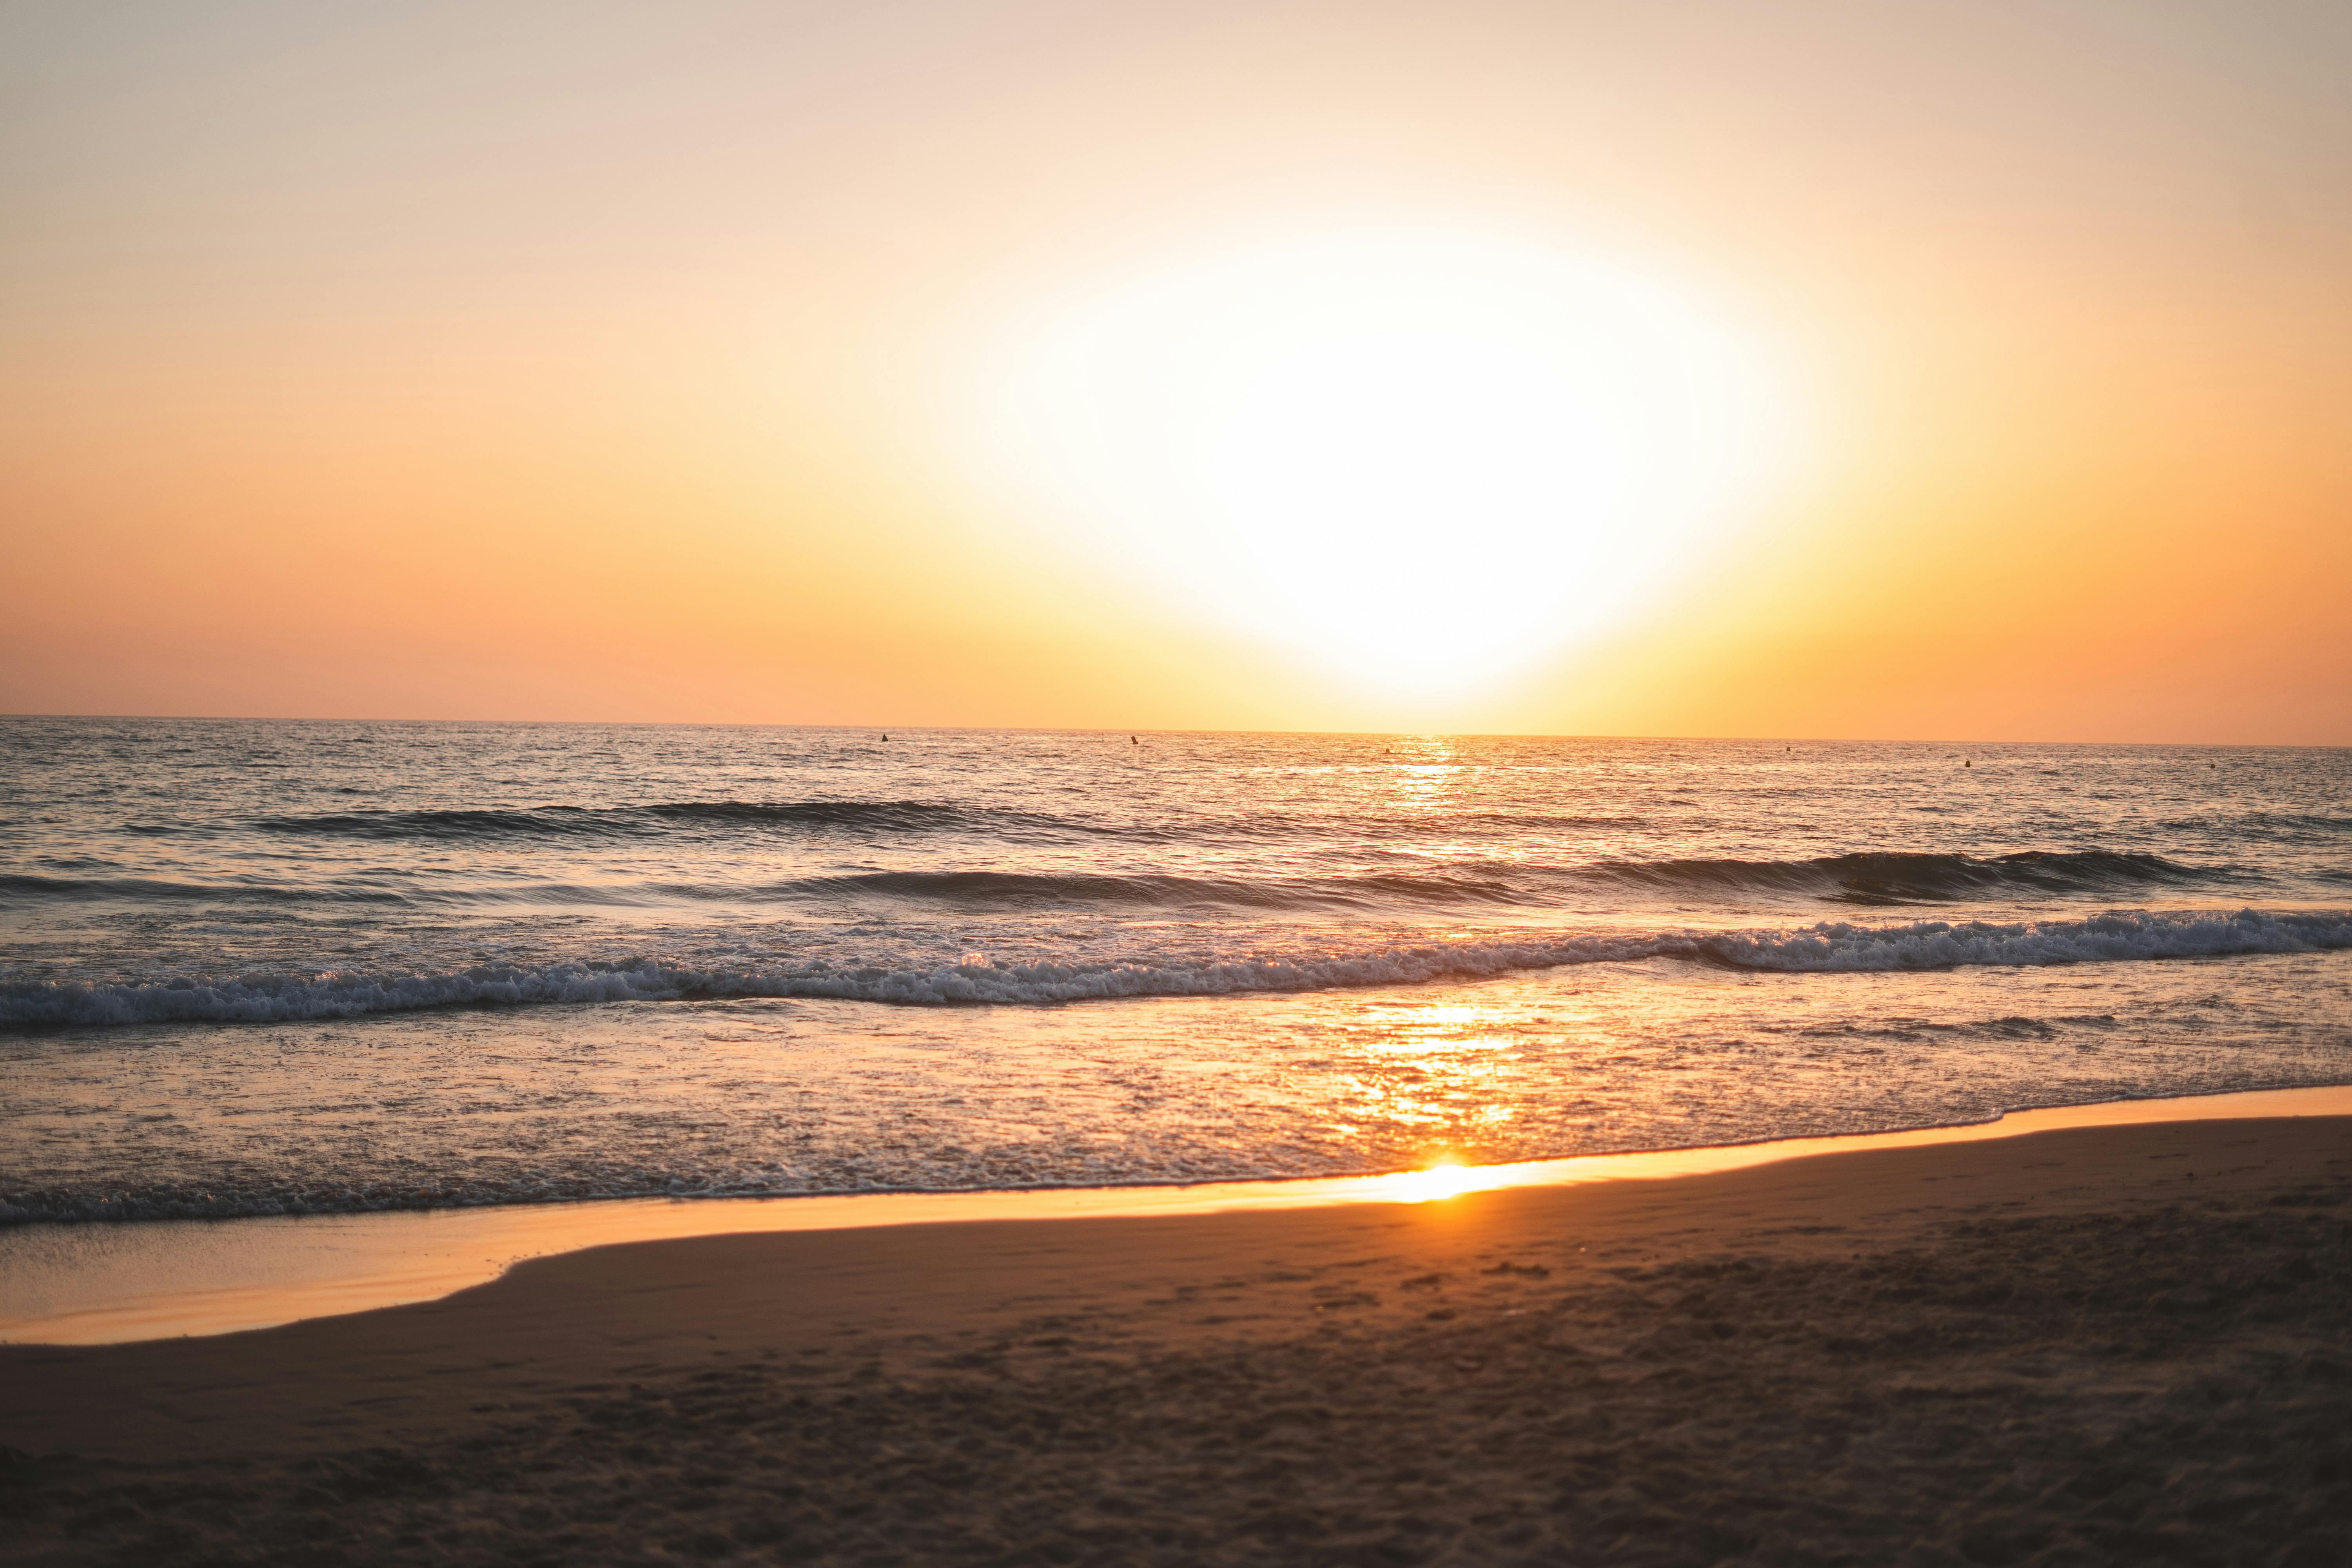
[4, 1112, 2346, 1564]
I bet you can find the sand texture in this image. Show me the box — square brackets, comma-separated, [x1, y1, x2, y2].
[3, 1116, 2348, 1565]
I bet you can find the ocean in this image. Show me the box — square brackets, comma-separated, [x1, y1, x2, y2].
[3, 717, 2348, 1227]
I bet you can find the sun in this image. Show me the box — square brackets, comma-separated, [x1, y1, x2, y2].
[973, 221, 1802, 697]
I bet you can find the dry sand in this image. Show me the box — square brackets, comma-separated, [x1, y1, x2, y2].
[3, 1115, 2347, 1565]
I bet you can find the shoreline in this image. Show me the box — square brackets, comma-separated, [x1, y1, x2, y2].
[5, 1080, 2349, 1347]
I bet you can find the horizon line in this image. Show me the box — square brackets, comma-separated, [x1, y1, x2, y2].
[0, 713, 2337, 751]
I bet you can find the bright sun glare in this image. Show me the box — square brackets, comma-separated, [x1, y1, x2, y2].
[982, 224, 1800, 696]
[1386, 1159, 1485, 1203]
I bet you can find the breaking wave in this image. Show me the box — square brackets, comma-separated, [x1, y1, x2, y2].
[766, 854, 2225, 911]
[1592, 849, 2232, 904]
[0, 849, 2256, 915]
[7, 908, 2346, 1029]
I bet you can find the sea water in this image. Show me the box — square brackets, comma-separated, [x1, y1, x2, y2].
[3, 718, 2347, 1225]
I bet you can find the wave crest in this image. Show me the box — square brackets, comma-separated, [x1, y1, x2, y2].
[0, 849, 2251, 915]
[1597, 849, 2228, 904]
[247, 799, 1089, 842]
[5, 908, 2344, 1029]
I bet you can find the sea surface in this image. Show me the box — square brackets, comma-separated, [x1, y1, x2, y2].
[3, 717, 2348, 1227]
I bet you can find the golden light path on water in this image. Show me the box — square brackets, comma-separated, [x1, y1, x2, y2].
[6, 1085, 2346, 1348]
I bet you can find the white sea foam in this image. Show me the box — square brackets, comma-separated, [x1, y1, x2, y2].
[7, 908, 2347, 1028]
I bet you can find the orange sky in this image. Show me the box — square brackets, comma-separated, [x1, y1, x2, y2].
[4, 1, 2347, 741]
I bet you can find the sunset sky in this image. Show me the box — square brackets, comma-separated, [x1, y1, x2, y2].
[5, 0, 2347, 741]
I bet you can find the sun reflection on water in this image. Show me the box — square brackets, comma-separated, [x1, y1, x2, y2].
[1326, 996, 1540, 1162]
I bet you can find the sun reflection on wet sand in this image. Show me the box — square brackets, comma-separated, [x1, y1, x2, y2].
[1376, 1160, 1490, 1203]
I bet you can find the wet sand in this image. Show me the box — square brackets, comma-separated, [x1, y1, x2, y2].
[4, 1114, 2348, 1564]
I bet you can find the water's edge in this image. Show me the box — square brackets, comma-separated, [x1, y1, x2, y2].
[7, 1081, 2348, 1348]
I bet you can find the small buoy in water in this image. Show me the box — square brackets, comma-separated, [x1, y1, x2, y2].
[882, 734, 889, 742]
[1131, 735, 1138, 744]
[1964, 759, 1971, 767]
